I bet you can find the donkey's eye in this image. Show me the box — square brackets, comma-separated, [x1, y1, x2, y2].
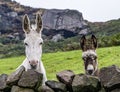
[24, 43, 28, 46]
[95, 57, 97, 59]
[94, 56, 97, 59]
[82, 57, 86, 61]
[39, 42, 43, 45]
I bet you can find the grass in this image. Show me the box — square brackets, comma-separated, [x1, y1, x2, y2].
[0, 46, 120, 80]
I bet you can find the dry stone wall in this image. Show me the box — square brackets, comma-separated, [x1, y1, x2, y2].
[0, 65, 120, 92]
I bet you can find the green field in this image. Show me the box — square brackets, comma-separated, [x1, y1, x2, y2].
[0, 46, 120, 80]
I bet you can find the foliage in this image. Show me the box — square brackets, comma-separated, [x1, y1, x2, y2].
[98, 33, 120, 47]
[0, 43, 25, 58]
[0, 35, 81, 58]
[1, 32, 120, 58]
[88, 19, 120, 36]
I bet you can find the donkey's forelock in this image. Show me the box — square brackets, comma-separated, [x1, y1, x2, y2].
[31, 24, 37, 31]
[82, 50, 97, 58]
[25, 24, 42, 36]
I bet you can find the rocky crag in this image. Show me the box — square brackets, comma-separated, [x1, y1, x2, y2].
[0, 0, 89, 42]
[0, 65, 120, 92]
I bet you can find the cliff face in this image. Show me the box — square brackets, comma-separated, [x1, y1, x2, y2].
[42, 9, 88, 39]
[0, 0, 89, 41]
[43, 9, 87, 32]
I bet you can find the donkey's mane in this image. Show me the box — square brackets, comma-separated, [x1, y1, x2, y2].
[31, 24, 37, 30]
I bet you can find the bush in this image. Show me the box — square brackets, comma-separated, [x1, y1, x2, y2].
[1, 33, 120, 58]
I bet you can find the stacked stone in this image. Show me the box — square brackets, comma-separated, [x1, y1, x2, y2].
[0, 66, 43, 92]
[99, 65, 120, 92]
[0, 65, 120, 92]
[46, 70, 103, 92]
[45, 65, 120, 92]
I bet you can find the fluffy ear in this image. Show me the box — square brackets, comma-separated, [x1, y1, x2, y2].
[36, 12, 42, 33]
[80, 35, 86, 51]
[22, 14, 30, 34]
[91, 35, 97, 49]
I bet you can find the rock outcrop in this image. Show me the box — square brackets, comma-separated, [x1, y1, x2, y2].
[42, 9, 88, 38]
[0, 0, 89, 41]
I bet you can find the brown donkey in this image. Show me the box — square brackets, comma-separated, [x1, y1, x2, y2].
[80, 35, 99, 76]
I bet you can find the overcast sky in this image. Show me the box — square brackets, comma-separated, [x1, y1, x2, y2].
[14, 0, 120, 22]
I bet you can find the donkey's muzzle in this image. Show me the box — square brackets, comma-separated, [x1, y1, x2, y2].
[88, 70, 93, 75]
[87, 64, 94, 75]
[29, 60, 38, 69]
[30, 64, 37, 69]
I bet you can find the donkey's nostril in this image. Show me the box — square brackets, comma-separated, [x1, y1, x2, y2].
[88, 70, 93, 75]
[30, 64, 37, 69]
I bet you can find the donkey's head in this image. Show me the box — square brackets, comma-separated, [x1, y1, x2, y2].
[23, 13, 43, 69]
[80, 35, 98, 75]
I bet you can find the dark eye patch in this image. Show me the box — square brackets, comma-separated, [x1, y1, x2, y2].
[89, 55, 97, 59]
[82, 57, 87, 61]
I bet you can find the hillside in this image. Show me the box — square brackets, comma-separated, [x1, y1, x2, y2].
[0, 0, 120, 58]
[0, 46, 120, 80]
[87, 19, 120, 36]
[0, 0, 89, 58]
[0, 0, 88, 39]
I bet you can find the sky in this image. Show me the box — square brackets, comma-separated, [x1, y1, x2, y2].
[13, 0, 120, 22]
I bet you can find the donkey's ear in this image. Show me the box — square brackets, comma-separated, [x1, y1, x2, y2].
[36, 12, 42, 33]
[22, 14, 30, 34]
[80, 35, 86, 51]
[91, 35, 97, 49]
